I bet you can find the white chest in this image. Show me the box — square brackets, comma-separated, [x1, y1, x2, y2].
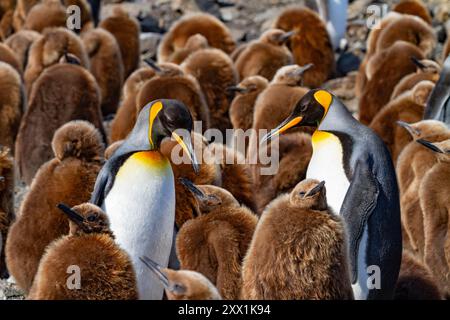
[307, 131, 350, 214]
[104, 152, 175, 300]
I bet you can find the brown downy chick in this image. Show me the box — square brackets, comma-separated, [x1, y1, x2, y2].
[24, 27, 90, 96]
[157, 13, 235, 63]
[396, 120, 450, 258]
[417, 138, 450, 297]
[110, 67, 156, 142]
[99, 5, 140, 78]
[28, 203, 138, 300]
[229, 75, 269, 133]
[23, 0, 67, 33]
[140, 256, 221, 300]
[370, 80, 434, 163]
[394, 250, 443, 300]
[391, 58, 441, 99]
[273, 5, 335, 87]
[0, 62, 24, 152]
[241, 179, 353, 300]
[176, 184, 258, 300]
[136, 61, 210, 130]
[0, 42, 23, 75]
[4, 30, 42, 70]
[12, 0, 40, 31]
[393, 0, 432, 25]
[167, 33, 208, 65]
[0, 9, 14, 41]
[6, 121, 105, 293]
[234, 29, 294, 81]
[359, 41, 424, 125]
[82, 28, 124, 116]
[0, 145, 13, 278]
[15, 58, 104, 185]
[182, 46, 238, 134]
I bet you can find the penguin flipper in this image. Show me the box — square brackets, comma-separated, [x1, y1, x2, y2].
[341, 158, 379, 283]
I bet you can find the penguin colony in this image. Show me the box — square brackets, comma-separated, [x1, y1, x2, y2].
[0, 0, 449, 301]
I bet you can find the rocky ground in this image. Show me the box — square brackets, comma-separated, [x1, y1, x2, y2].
[1, 0, 449, 300]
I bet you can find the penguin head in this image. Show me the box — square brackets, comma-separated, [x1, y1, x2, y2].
[290, 179, 327, 211]
[226, 75, 269, 95]
[144, 59, 184, 77]
[139, 256, 221, 300]
[121, 99, 199, 173]
[272, 64, 313, 86]
[261, 89, 333, 144]
[184, 34, 209, 51]
[397, 120, 449, 140]
[411, 57, 441, 75]
[260, 29, 295, 46]
[416, 138, 450, 162]
[57, 203, 112, 237]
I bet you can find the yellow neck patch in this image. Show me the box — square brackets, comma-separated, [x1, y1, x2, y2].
[312, 130, 338, 146]
[314, 90, 332, 114]
[149, 101, 163, 148]
[117, 151, 170, 178]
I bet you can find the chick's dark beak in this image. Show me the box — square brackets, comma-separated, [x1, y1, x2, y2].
[139, 256, 169, 288]
[279, 30, 295, 43]
[226, 86, 249, 94]
[411, 56, 426, 70]
[417, 139, 444, 153]
[397, 121, 419, 137]
[57, 203, 89, 231]
[306, 181, 326, 197]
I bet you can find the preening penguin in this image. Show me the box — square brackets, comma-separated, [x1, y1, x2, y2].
[234, 29, 294, 81]
[140, 256, 221, 300]
[15, 57, 104, 185]
[99, 6, 140, 78]
[24, 27, 90, 96]
[0, 42, 23, 75]
[241, 179, 353, 300]
[182, 46, 238, 134]
[167, 33, 208, 65]
[136, 62, 210, 131]
[416, 138, 450, 297]
[110, 67, 156, 143]
[81, 28, 124, 116]
[6, 121, 104, 293]
[157, 13, 235, 63]
[4, 30, 42, 70]
[0, 146, 13, 278]
[229, 75, 269, 133]
[28, 203, 138, 300]
[0, 62, 24, 152]
[359, 41, 424, 125]
[23, 0, 67, 33]
[262, 89, 402, 299]
[90, 99, 199, 300]
[273, 5, 335, 88]
[393, 0, 432, 25]
[370, 80, 435, 162]
[176, 184, 257, 300]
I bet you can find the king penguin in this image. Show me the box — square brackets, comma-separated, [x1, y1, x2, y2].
[261, 89, 402, 300]
[90, 99, 199, 300]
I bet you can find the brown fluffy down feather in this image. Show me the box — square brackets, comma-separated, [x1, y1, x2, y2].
[419, 141, 450, 297]
[15, 63, 104, 185]
[99, 6, 140, 78]
[176, 185, 258, 300]
[0, 62, 24, 153]
[0, 42, 23, 75]
[375, 15, 436, 57]
[4, 30, 42, 70]
[136, 64, 210, 130]
[234, 29, 293, 82]
[166, 33, 209, 65]
[23, 0, 67, 33]
[182, 47, 238, 134]
[110, 67, 156, 142]
[24, 27, 90, 96]
[12, 0, 40, 32]
[358, 41, 424, 125]
[241, 179, 353, 300]
[370, 80, 434, 163]
[0, 145, 14, 278]
[393, 0, 432, 25]
[6, 121, 104, 293]
[394, 250, 443, 300]
[273, 6, 335, 87]
[0, 9, 14, 41]
[82, 28, 124, 116]
[157, 13, 235, 63]
[396, 121, 450, 259]
[28, 234, 137, 299]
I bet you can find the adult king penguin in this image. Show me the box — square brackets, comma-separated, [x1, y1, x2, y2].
[261, 89, 402, 300]
[90, 99, 199, 300]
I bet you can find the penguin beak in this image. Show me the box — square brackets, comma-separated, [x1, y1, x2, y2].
[416, 139, 444, 153]
[397, 121, 420, 137]
[294, 63, 314, 76]
[172, 132, 200, 174]
[57, 203, 89, 231]
[306, 181, 325, 197]
[144, 58, 162, 73]
[226, 86, 249, 94]
[139, 256, 169, 288]
[260, 115, 303, 145]
[279, 31, 295, 43]
[179, 178, 221, 207]
[411, 56, 426, 70]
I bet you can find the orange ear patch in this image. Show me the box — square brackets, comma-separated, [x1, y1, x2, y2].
[148, 101, 163, 148]
[313, 90, 332, 113]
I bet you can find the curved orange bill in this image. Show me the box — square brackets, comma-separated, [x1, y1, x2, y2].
[172, 131, 200, 174]
[260, 116, 303, 145]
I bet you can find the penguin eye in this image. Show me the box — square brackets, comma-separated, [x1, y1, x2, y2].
[300, 104, 307, 112]
[299, 191, 306, 197]
[87, 215, 96, 222]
